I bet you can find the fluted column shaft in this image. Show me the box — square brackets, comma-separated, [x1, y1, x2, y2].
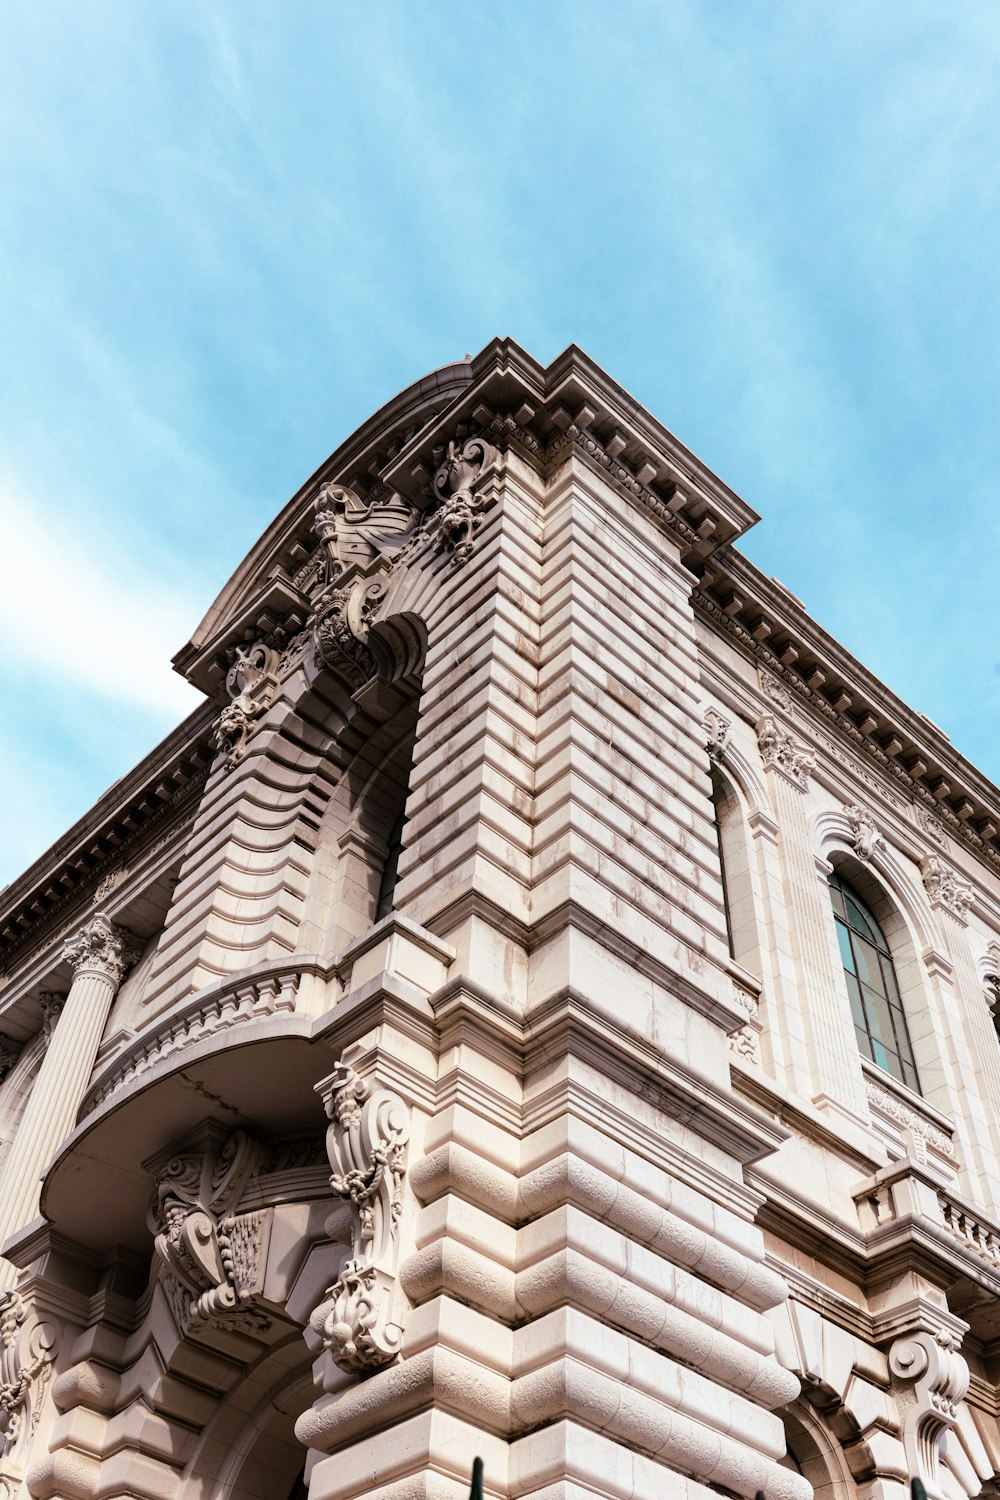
[0, 915, 130, 1285]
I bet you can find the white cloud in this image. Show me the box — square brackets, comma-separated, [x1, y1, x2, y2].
[0, 481, 203, 720]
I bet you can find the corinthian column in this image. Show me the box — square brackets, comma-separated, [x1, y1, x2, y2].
[0, 915, 133, 1285]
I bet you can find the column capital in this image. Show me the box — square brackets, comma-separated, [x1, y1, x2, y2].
[63, 914, 135, 987]
[756, 713, 815, 792]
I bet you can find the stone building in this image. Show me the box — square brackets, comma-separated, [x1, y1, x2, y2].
[2, 339, 1000, 1500]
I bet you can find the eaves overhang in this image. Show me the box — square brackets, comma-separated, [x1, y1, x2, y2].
[174, 338, 761, 699]
[696, 547, 1000, 881]
[0, 701, 217, 983]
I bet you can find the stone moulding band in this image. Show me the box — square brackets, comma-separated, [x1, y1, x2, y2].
[80, 955, 329, 1116]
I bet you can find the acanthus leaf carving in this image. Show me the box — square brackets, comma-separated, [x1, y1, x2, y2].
[888, 1327, 968, 1500]
[845, 803, 884, 862]
[147, 1127, 271, 1331]
[312, 584, 378, 688]
[756, 714, 815, 791]
[921, 855, 974, 925]
[0, 1292, 58, 1459]
[310, 1050, 411, 1373]
[432, 436, 496, 564]
[63, 914, 136, 988]
[213, 642, 281, 773]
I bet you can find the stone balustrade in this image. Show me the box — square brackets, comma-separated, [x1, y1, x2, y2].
[82, 956, 329, 1115]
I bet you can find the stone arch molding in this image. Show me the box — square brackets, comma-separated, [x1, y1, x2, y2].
[703, 703, 776, 824]
[812, 807, 942, 958]
[771, 1299, 997, 1500]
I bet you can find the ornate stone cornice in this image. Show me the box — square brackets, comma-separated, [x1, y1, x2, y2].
[310, 1047, 411, 1373]
[756, 715, 815, 791]
[921, 855, 974, 925]
[845, 803, 883, 862]
[63, 915, 136, 988]
[695, 555, 1000, 880]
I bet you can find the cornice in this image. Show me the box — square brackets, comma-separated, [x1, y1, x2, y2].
[0, 702, 217, 974]
[695, 548, 1000, 883]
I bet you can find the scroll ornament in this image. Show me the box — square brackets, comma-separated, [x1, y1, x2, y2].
[432, 436, 496, 564]
[888, 1328, 968, 1499]
[705, 707, 730, 765]
[845, 803, 883, 863]
[213, 643, 280, 772]
[310, 1058, 410, 1373]
[0, 1039, 20, 1084]
[148, 1130, 271, 1328]
[0, 1292, 57, 1456]
[756, 714, 815, 791]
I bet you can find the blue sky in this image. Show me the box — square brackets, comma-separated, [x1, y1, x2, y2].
[2, 2, 999, 888]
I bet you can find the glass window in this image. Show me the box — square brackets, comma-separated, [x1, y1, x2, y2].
[829, 870, 920, 1094]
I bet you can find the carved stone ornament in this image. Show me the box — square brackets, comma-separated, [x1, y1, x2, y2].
[92, 867, 128, 906]
[63, 914, 135, 988]
[0, 1037, 20, 1084]
[864, 1078, 956, 1162]
[755, 714, 815, 791]
[0, 1292, 58, 1458]
[310, 1051, 411, 1373]
[147, 1128, 271, 1329]
[312, 584, 379, 688]
[432, 435, 496, 564]
[757, 669, 792, 712]
[39, 993, 64, 1042]
[704, 707, 730, 765]
[888, 1327, 969, 1499]
[214, 642, 281, 773]
[922, 855, 974, 925]
[845, 803, 883, 862]
[312, 483, 419, 585]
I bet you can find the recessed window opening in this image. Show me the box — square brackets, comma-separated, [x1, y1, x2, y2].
[829, 869, 920, 1094]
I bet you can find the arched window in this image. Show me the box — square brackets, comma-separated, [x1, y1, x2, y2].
[710, 769, 762, 980]
[829, 870, 920, 1093]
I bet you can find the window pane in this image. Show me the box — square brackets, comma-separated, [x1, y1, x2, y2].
[845, 894, 879, 944]
[845, 972, 866, 1029]
[853, 936, 884, 991]
[831, 873, 920, 1095]
[836, 920, 856, 974]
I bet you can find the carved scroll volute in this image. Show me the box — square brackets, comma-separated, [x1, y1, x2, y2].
[0, 1292, 58, 1459]
[888, 1329, 969, 1500]
[310, 1051, 411, 1374]
[147, 1128, 268, 1327]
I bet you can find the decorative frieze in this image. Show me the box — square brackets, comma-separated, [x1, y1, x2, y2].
[865, 1077, 956, 1162]
[921, 856, 974, 925]
[755, 715, 815, 791]
[432, 435, 496, 564]
[0, 1292, 57, 1456]
[147, 1128, 271, 1329]
[92, 867, 128, 905]
[845, 803, 883, 862]
[310, 1052, 411, 1373]
[63, 914, 135, 987]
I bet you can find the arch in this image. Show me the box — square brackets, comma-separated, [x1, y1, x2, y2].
[813, 811, 941, 1099]
[780, 1399, 856, 1500]
[710, 760, 764, 980]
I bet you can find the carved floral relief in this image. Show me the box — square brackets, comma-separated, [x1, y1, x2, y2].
[310, 1051, 411, 1373]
